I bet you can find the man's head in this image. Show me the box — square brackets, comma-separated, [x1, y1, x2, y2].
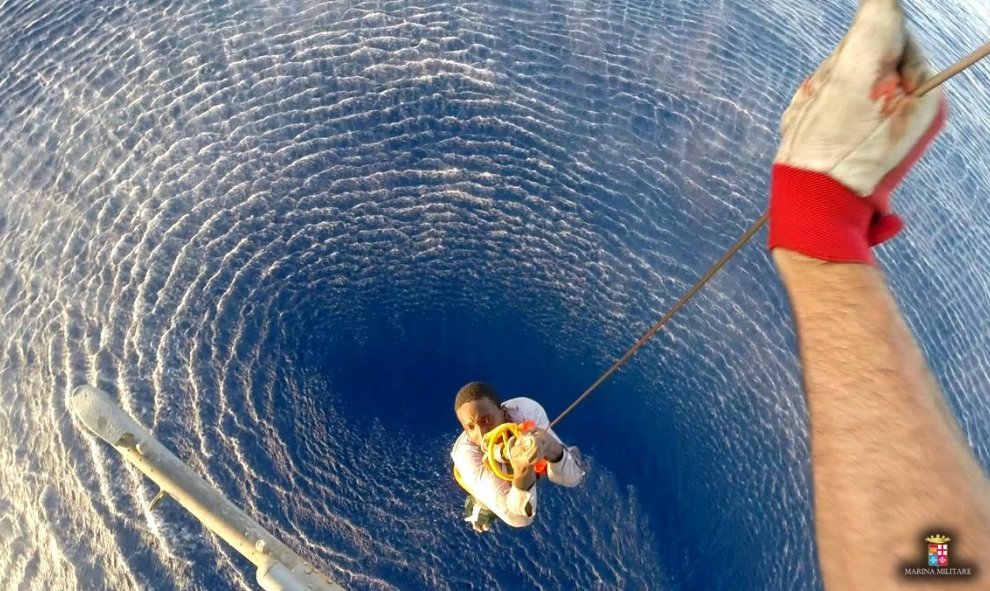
[454, 381, 507, 447]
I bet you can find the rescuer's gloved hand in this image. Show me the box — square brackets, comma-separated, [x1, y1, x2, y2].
[768, 0, 946, 265]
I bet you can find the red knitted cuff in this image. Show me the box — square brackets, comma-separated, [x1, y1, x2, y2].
[768, 164, 887, 265]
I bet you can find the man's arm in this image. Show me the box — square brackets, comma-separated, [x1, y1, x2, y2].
[764, 0, 990, 585]
[511, 398, 585, 487]
[540, 427, 585, 488]
[452, 440, 536, 528]
[775, 250, 990, 588]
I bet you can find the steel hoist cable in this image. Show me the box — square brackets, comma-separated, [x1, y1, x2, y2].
[548, 42, 990, 431]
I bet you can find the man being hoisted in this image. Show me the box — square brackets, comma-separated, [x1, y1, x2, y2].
[450, 382, 585, 532]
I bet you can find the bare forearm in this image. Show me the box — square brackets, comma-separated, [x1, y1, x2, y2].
[774, 249, 990, 589]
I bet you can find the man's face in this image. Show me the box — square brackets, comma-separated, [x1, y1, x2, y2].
[456, 398, 506, 447]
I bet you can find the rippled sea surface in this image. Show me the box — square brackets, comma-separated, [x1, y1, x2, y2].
[1, 0, 988, 589]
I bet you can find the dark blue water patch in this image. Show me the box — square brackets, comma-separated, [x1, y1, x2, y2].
[292, 292, 690, 566]
[314, 307, 576, 436]
[252, 212, 814, 585]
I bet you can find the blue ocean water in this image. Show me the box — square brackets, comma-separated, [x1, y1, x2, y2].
[1, 0, 988, 590]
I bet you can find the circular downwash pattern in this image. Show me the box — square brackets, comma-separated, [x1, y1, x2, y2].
[1, 1, 989, 590]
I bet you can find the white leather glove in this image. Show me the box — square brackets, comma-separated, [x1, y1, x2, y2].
[768, 0, 946, 264]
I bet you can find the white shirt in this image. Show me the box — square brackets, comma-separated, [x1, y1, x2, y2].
[451, 397, 585, 527]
